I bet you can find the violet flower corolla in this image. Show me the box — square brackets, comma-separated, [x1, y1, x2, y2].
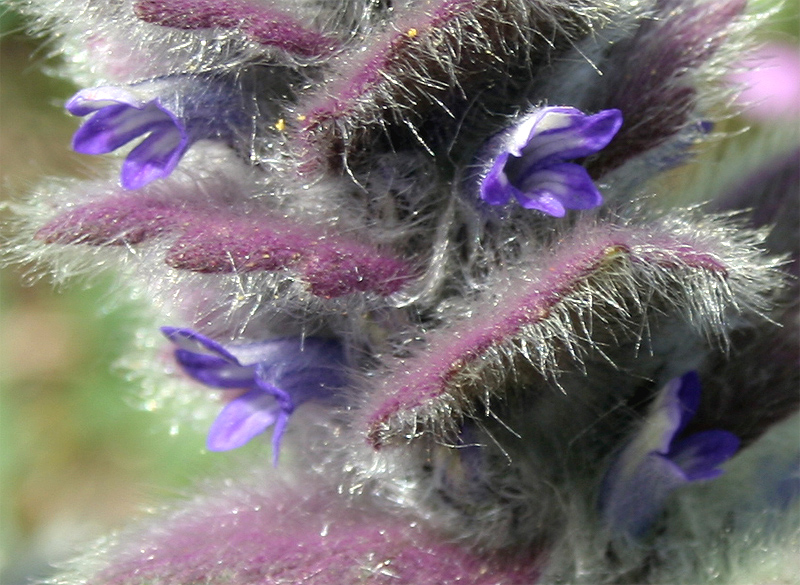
[67, 79, 246, 190]
[162, 327, 346, 465]
[479, 106, 623, 216]
[600, 371, 740, 537]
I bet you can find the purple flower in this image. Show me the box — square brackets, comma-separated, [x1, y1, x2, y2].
[479, 106, 622, 216]
[161, 327, 346, 464]
[600, 372, 740, 537]
[67, 80, 244, 190]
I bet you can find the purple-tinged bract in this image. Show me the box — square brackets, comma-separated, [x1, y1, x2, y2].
[93, 488, 543, 585]
[36, 192, 414, 298]
[133, 0, 341, 57]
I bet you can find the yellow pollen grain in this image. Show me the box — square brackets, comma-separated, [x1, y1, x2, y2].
[275, 118, 286, 131]
[406, 28, 418, 38]
[296, 114, 307, 121]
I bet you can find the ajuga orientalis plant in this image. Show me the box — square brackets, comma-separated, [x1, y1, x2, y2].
[4, 0, 799, 583]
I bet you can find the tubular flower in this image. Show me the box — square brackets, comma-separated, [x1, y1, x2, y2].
[162, 327, 346, 464]
[480, 106, 623, 216]
[600, 372, 741, 537]
[67, 79, 244, 189]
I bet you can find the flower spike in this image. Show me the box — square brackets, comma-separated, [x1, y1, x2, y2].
[12, 0, 798, 581]
[479, 107, 622, 216]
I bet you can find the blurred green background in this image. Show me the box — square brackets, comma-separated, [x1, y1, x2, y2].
[0, 2, 797, 584]
[0, 7, 215, 584]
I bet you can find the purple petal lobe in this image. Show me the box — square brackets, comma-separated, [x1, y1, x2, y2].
[72, 104, 171, 154]
[269, 411, 290, 467]
[516, 190, 567, 217]
[120, 125, 188, 189]
[174, 349, 255, 388]
[206, 389, 280, 451]
[479, 152, 513, 205]
[65, 86, 143, 115]
[161, 327, 240, 363]
[669, 430, 741, 480]
[673, 370, 701, 435]
[161, 327, 255, 388]
[69, 92, 186, 189]
[514, 163, 603, 213]
[253, 367, 293, 408]
[514, 107, 623, 166]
